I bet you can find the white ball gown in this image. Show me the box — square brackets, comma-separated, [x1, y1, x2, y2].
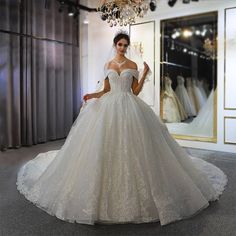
[175, 76, 196, 117]
[17, 69, 227, 226]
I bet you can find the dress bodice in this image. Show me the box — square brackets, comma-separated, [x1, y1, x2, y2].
[186, 78, 192, 88]
[197, 80, 203, 88]
[106, 69, 139, 93]
[164, 76, 173, 94]
[177, 76, 185, 86]
[192, 78, 198, 87]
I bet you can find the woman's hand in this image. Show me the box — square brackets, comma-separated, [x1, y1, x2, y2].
[143, 62, 150, 77]
[83, 94, 93, 102]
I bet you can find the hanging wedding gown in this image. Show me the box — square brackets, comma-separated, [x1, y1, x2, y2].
[167, 90, 214, 137]
[203, 80, 211, 97]
[197, 79, 208, 101]
[175, 76, 196, 117]
[186, 77, 198, 114]
[192, 78, 206, 111]
[162, 76, 188, 122]
[17, 69, 227, 226]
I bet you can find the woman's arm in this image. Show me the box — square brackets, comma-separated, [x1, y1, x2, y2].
[132, 62, 149, 96]
[83, 78, 110, 101]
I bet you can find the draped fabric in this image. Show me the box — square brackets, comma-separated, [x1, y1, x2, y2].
[0, 0, 81, 150]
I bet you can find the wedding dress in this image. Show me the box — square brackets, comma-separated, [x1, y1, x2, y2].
[197, 79, 208, 101]
[167, 90, 214, 137]
[175, 76, 196, 117]
[162, 76, 188, 122]
[186, 77, 198, 114]
[192, 78, 206, 111]
[203, 80, 211, 97]
[17, 69, 227, 226]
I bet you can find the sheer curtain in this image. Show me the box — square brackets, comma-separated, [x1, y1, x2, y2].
[0, 0, 81, 150]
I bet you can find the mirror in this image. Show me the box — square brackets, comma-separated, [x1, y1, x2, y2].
[160, 12, 217, 142]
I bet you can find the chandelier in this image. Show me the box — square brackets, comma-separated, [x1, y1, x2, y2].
[98, 0, 154, 27]
[203, 38, 217, 59]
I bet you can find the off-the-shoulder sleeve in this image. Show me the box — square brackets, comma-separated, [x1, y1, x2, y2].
[131, 70, 139, 80]
[104, 62, 110, 77]
[104, 69, 111, 78]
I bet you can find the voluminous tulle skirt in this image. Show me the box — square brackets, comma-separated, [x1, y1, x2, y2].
[17, 92, 227, 225]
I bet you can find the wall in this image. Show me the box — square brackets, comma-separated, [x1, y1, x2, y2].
[80, 0, 236, 153]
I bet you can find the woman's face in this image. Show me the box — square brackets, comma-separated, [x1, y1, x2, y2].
[115, 38, 129, 56]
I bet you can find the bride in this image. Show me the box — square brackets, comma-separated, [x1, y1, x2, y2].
[17, 31, 227, 226]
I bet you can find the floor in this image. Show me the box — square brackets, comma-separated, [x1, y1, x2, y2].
[0, 140, 236, 236]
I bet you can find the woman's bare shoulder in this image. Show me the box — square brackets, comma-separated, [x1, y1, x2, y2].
[126, 59, 138, 70]
[105, 61, 113, 68]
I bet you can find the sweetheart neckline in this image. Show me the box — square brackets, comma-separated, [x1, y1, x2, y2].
[107, 68, 138, 76]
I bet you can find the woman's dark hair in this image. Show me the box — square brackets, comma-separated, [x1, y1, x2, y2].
[113, 33, 130, 46]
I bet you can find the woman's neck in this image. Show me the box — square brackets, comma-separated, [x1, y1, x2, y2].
[114, 55, 126, 62]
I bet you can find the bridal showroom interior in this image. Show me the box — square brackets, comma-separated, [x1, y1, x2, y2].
[1, 0, 236, 235]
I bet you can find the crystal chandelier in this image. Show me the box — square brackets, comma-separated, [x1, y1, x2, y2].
[98, 0, 150, 27]
[203, 38, 217, 59]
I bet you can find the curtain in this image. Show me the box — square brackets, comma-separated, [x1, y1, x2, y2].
[0, 0, 81, 150]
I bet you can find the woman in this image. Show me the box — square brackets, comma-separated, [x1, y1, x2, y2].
[17, 32, 227, 226]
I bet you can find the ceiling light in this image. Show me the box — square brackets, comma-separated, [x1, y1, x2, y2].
[98, 0, 151, 27]
[168, 0, 177, 7]
[68, 5, 74, 16]
[195, 29, 201, 35]
[83, 13, 89, 24]
[149, 0, 157, 11]
[183, 29, 193, 37]
[175, 31, 180, 37]
[171, 33, 177, 39]
[201, 29, 207, 37]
